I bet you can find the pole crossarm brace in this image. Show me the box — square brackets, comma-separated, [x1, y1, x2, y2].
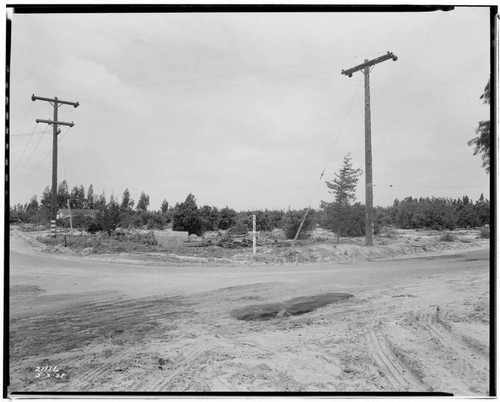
[341, 51, 397, 77]
[36, 118, 74, 127]
[32, 94, 80, 108]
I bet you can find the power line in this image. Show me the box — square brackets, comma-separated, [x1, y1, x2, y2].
[373, 184, 487, 189]
[79, 67, 344, 103]
[52, 55, 363, 96]
[320, 76, 364, 182]
[10, 131, 48, 137]
[292, 76, 363, 243]
[375, 86, 465, 126]
[12, 122, 38, 174]
[25, 16, 381, 94]
[13, 124, 49, 179]
[13, 126, 72, 186]
[399, 60, 468, 99]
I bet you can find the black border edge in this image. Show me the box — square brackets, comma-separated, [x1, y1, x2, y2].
[2, 3, 495, 399]
[489, 4, 498, 398]
[8, 391, 455, 397]
[4, 12, 12, 401]
[6, 4, 455, 14]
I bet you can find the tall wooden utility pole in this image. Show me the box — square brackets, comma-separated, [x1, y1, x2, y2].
[341, 51, 397, 246]
[32, 94, 79, 237]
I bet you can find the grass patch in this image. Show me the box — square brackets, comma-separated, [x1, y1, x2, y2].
[37, 232, 164, 254]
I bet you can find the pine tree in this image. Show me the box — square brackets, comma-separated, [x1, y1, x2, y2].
[120, 188, 134, 211]
[323, 153, 363, 243]
[57, 180, 70, 209]
[87, 184, 94, 209]
[136, 192, 150, 213]
[161, 199, 169, 214]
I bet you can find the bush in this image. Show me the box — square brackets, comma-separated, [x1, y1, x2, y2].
[440, 232, 456, 242]
[479, 226, 490, 239]
[320, 202, 365, 237]
[86, 219, 102, 234]
[282, 209, 315, 240]
[232, 219, 250, 235]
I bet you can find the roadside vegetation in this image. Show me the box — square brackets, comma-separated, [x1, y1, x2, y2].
[10, 152, 490, 253]
[11, 186, 490, 242]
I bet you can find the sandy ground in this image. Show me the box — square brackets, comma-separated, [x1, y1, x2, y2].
[8, 227, 491, 395]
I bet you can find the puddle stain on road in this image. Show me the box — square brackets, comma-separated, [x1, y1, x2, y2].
[231, 293, 354, 321]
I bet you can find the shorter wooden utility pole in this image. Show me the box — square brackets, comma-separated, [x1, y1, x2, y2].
[341, 51, 397, 246]
[32, 94, 79, 237]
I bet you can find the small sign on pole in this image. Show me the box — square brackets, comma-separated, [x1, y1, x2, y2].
[252, 214, 256, 255]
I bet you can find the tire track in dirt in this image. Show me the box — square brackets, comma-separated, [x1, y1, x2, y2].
[416, 311, 488, 376]
[144, 342, 210, 391]
[10, 293, 193, 392]
[69, 348, 134, 389]
[366, 307, 427, 391]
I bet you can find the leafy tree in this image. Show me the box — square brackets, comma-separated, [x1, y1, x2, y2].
[161, 199, 169, 214]
[93, 197, 120, 235]
[172, 194, 204, 235]
[199, 205, 221, 232]
[41, 186, 51, 212]
[322, 153, 363, 243]
[26, 195, 39, 214]
[86, 184, 94, 209]
[457, 204, 480, 228]
[120, 188, 134, 212]
[475, 194, 490, 227]
[468, 79, 491, 172]
[95, 192, 107, 209]
[57, 180, 70, 210]
[70, 185, 86, 209]
[136, 192, 150, 213]
[218, 207, 237, 230]
[145, 211, 168, 230]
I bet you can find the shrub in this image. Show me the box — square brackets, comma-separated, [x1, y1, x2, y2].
[378, 226, 398, 238]
[232, 219, 250, 235]
[440, 232, 456, 242]
[320, 202, 365, 238]
[282, 209, 315, 240]
[479, 226, 490, 239]
[86, 219, 102, 234]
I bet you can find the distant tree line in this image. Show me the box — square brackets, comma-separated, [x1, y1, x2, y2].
[375, 195, 490, 231]
[10, 180, 490, 239]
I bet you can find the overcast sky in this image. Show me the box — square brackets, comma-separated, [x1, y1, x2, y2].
[8, 6, 492, 212]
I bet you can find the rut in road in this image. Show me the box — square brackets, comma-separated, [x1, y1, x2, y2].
[415, 310, 489, 376]
[366, 306, 428, 391]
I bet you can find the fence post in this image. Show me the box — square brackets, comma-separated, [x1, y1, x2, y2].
[252, 214, 256, 255]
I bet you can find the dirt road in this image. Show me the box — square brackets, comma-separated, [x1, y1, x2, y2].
[8, 230, 490, 394]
